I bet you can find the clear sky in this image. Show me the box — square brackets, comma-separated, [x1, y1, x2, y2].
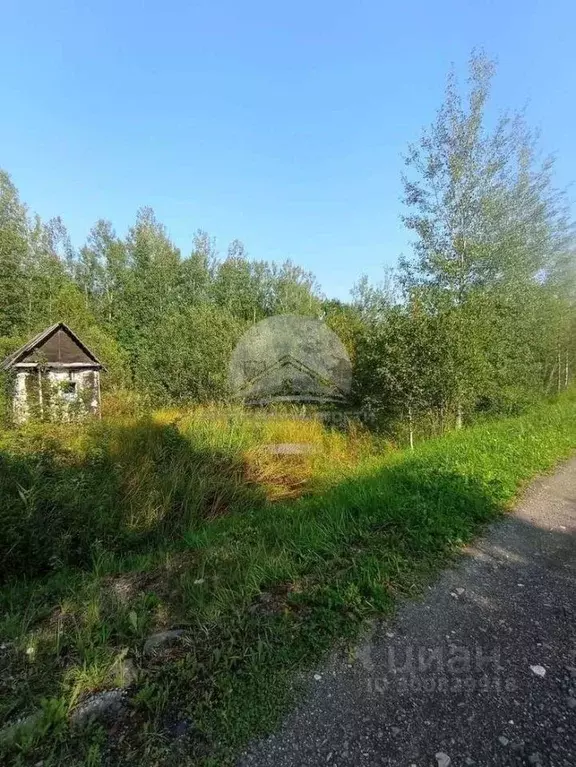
[2, 0, 575, 299]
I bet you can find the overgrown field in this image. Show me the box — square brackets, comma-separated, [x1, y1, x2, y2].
[0, 407, 375, 582]
[1, 396, 576, 765]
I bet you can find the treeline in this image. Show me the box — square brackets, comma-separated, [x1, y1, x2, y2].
[0, 184, 325, 403]
[1, 52, 575, 435]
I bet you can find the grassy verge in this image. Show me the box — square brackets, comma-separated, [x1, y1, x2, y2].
[1, 396, 576, 765]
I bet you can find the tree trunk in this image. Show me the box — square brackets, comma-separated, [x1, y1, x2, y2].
[455, 401, 463, 430]
[546, 363, 556, 394]
[408, 406, 414, 450]
[565, 349, 569, 389]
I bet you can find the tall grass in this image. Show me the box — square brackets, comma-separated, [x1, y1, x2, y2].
[0, 407, 376, 580]
[1, 395, 575, 765]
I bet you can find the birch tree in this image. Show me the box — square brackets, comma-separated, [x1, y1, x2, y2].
[401, 50, 574, 423]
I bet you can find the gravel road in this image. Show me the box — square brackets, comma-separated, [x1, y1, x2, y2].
[239, 458, 576, 767]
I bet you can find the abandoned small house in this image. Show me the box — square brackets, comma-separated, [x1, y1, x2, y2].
[0, 323, 104, 423]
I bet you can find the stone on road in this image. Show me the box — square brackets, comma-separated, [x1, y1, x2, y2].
[239, 458, 576, 767]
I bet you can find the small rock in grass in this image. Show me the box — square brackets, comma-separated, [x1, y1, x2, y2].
[529, 665, 546, 677]
[528, 753, 543, 765]
[0, 712, 42, 744]
[498, 736, 509, 746]
[70, 689, 128, 728]
[435, 752, 451, 767]
[314, 673, 322, 681]
[170, 718, 192, 739]
[263, 443, 319, 455]
[143, 629, 187, 656]
[567, 697, 576, 709]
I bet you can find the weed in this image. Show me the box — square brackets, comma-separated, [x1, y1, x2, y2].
[0, 396, 575, 764]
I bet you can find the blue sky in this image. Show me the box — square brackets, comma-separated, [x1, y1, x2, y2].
[2, 0, 575, 299]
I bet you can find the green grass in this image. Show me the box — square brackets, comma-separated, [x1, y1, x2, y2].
[1, 396, 576, 765]
[0, 407, 375, 580]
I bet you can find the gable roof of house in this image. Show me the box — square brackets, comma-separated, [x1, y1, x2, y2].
[0, 323, 104, 371]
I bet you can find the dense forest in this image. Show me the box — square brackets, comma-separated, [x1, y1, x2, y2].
[1, 53, 575, 435]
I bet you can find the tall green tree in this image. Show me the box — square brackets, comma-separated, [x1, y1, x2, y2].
[400, 50, 574, 423]
[268, 260, 323, 316]
[0, 171, 29, 336]
[179, 229, 216, 307]
[120, 207, 181, 382]
[212, 240, 262, 321]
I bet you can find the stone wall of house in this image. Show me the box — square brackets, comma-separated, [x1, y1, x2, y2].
[13, 371, 31, 424]
[12, 368, 100, 424]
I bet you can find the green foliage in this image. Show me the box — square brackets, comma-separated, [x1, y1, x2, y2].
[1, 53, 574, 433]
[1, 396, 576, 764]
[0, 229, 28, 336]
[322, 299, 365, 362]
[1, 48, 576, 766]
[0, 49, 576, 767]
[141, 305, 245, 402]
[400, 51, 572, 294]
[1, 52, 574, 427]
[0, 409, 371, 581]
[0, 417, 260, 580]
[354, 51, 576, 437]
[0, 174, 326, 407]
